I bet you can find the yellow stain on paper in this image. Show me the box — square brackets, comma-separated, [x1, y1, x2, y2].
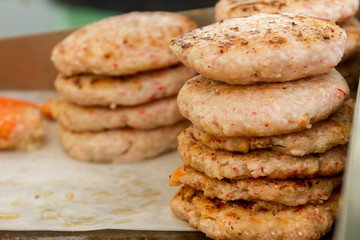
[41, 209, 60, 220]
[0, 213, 20, 220]
[34, 191, 53, 199]
[10, 199, 24, 206]
[111, 208, 140, 215]
[66, 192, 74, 200]
[91, 191, 111, 197]
[59, 222, 84, 227]
[114, 219, 133, 224]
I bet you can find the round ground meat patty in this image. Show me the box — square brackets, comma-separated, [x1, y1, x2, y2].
[51, 11, 197, 76]
[171, 186, 339, 240]
[215, 0, 359, 23]
[178, 128, 346, 180]
[59, 121, 189, 163]
[191, 99, 354, 156]
[170, 13, 346, 85]
[55, 64, 196, 107]
[170, 166, 342, 206]
[177, 71, 349, 137]
[51, 97, 182, 132]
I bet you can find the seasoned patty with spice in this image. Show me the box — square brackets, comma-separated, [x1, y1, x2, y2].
[59, 121, 189, 163]
[170, 166, 341, 206]
[50, 97, 182, 132]
[171, 186, 339, 240]
[215, 0, 359, 23]
[51, 12, 197, 76]
[170, 13, 346, 85]
[192, 99, 353, 156]
[178, 128, 346, 180]
[55, 64, 196, 107]
[177, 71, 349, 138]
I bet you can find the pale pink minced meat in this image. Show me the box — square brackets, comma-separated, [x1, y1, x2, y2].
[178, 128, 346, 180]
[55, 64, 196, 107]
[59, 121, 189, 163]
[51, 12, 197, 76]
[171, 186, 339, 240]
[215, 0, 359, 23]
[192, 99, 354, 156]
[169, 166, 342, 206]
[178, 71, 349, 137]
[170, 13, 346, 85]
[51, 97, 182, 132]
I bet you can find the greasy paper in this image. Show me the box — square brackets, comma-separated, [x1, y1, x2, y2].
[0, 90, 193, 231]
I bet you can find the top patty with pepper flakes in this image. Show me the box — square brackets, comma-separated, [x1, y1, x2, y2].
[170, 13, 346, 85]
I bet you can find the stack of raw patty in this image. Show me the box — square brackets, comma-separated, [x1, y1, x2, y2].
[50, 12, 197, 163]
[168, 14, 353, 239]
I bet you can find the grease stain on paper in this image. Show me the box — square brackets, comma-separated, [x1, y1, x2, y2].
[111, 208, 140, 215]
[129, 189, 160, 198]
[65, 192, 74, 200]
[41, 209, 60, 220]
[59, 221, 84, 228]
[34, 191, 53, 199]
[0, 213, 20, 220]
[114, 219, 133, 224]
[91, 191, 111, 198]
[10, 199, 24, 206]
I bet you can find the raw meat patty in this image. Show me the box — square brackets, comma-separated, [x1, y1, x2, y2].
[192, 99, 354, 156]
[59, 121, 188, 163]
[170, 13, 346, 84]
[55, 64, 196, 107]
[170, 186, 339, 240]
[169, 166, 342, 206]
[215, 0, 359, 23]
[177, 71, 349, 137]
[51, 97, 182, 132]
[51, 11, 197, 76]
[178, 128, 346, 180]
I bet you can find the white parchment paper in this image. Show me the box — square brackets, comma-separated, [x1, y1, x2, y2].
[0, 90, 193, 231]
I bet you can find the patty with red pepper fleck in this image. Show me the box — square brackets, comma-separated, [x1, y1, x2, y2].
[55, 64, 196, 107]
[51, 11, 197, 77]
[178, 128, 346, 180]
[50, 97, 182, 132]
[191, 99, 354, 156]
[178, 70, 349, 138]
[169, 165, 341, 206]
[171, 186, 339, 240]
[59, 121, 189, 163]
[170, 13, 346, 85]
[215, 0, 358, 23]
